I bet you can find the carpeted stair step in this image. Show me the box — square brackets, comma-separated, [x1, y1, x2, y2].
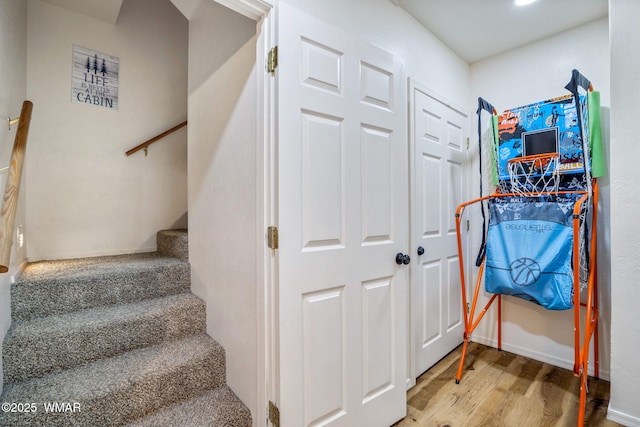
[126, 385, 252, 427]
[11, 253, 190, 321]
[3, 293, 206, 383]
[157, 229, 188, 262]
[0, 334, 226, 427]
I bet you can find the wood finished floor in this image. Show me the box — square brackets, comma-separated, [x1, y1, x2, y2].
[393, 343, 620, 427]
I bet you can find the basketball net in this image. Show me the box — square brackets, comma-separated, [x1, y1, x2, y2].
[503, 152, 589, 291]
[503, 153, 560, 196]
[575, 199, 590, 291]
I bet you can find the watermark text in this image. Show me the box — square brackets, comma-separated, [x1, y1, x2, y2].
[2, 402, 81, 413]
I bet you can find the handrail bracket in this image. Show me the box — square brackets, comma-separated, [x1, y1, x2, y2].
[7, 117, 20, 131]
[125, 120, 187, 156]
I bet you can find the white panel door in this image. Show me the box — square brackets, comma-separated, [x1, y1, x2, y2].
[277, 4, 408, 426]
[410, 82, 468, 377]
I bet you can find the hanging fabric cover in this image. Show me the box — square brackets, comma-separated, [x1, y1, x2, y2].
[484, 197, 575, 310]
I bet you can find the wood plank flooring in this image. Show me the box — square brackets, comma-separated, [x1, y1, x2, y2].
[393, 343, 620, 427]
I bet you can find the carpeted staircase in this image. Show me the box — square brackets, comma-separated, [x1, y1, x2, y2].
[0, 230, 252, 427]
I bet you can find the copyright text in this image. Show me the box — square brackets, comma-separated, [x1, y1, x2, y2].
[2, 402, 81, 413]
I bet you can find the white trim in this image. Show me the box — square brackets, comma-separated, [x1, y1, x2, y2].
[264, 5, 279, 422]
[254, 3, 275, 427]
[407, 77, 418, 387]
[607, 406, 640, 427]
[418, 85, 469, 119]
[11, 258, 28, 284]
[28, 246, 158, 262]
[215, 0, 272, 21]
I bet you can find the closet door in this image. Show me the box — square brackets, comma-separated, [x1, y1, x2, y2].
[411, 82, 468, 377]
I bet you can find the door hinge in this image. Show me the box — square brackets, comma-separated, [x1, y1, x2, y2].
[267, 46, 278, 75]
[267, 226, 279, 249]
[467, 302, 470, 314]
[466, 219, 470, 232]
[268, 401, 280, 427]
[466, 137, 470, 150]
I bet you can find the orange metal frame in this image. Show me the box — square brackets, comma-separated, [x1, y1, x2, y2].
[453, 182, 599, 427]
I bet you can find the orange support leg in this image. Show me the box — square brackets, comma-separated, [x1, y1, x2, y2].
[578, 367, 588, 427]
[591, 182, 600, 379]
[497, 295, 502, 351]
[455, 338, 469, 384]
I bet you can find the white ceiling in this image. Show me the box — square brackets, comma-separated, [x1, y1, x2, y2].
[396, 0, 608, 63]
[39, 0, 608, 63]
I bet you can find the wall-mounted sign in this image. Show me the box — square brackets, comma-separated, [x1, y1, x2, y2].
[71, 45, 119, 110]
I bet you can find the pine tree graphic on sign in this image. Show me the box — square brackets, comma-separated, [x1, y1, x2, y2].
[85, 55, 109, 76]
[73, 45, 119, 110]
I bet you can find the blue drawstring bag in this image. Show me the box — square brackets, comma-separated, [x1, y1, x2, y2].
[485, 197, 576, 310]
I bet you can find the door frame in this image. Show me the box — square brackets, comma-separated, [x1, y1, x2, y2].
[407, 78, 471, 384]
[253, 3, 276, 427]
[257, 6, 278, 427]
[215, 0, 273, 21]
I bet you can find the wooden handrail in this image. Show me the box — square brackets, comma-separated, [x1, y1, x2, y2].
[125, 120, 187, 156]
[0, 100, 33, 273]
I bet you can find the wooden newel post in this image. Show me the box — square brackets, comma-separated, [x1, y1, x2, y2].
[0, 100, 33, 273]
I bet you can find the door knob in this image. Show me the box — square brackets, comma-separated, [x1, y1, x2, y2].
[395, 253, 410, 265]
[417, 246, 424, 256]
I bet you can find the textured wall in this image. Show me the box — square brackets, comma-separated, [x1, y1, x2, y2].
[609, 0, 640, 424]
[186, 1, 259, 424]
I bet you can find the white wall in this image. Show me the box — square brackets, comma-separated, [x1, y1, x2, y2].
[609, 1, 640, 425]
[186, 1, 259, 424]
[469, 19, 611, 378]
[0, 0, 28, 395]
[26, 0, 188, 261]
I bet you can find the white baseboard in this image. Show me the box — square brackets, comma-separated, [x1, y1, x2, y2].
[607, 406, 640, 427]
[27, 245, 157, 263]
[11, 258, 28, 282]
[470, 335, 610, 381]
[405, 376, 415, 391]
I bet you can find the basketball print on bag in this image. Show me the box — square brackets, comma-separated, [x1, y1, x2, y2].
[509, 258, 541, 286]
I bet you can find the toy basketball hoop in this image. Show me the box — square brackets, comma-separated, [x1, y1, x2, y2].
[505, 152, 560, 195]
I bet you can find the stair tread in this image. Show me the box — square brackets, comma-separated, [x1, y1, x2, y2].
[0, 334, 225, 426]
[127, 385, 251, 427]
[4, 293, 206, 382]
[18, 252, 185, 284]
[2, 333, 223, 396]
[12, 253, 191, 321]
[8, 292, 202, 335]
